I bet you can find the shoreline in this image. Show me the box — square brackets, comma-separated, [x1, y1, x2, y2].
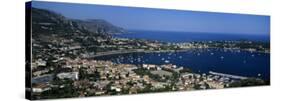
[84, 48, 269, 80]
[85, 47, 269, 58]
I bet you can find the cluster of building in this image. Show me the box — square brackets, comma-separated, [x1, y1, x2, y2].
[30, 31, 267, 98]
[31, 56, 240, 97]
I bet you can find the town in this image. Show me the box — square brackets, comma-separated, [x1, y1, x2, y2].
[31, 36, 268, 99]
[29, 7, 269, 100]
[32, 57, 248, 99]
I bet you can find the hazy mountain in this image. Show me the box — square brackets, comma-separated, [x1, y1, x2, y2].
[31, 7, 114, 52]
[31, 7, 125, 36]
[73, 19, 126, 34]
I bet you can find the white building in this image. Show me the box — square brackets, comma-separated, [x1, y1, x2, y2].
[57, 72, 79, 80]
[32, 83, 51, 93]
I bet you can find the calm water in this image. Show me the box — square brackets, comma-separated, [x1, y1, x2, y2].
[115, 30, 270, 42]
[95, 49, 270, 80]
[107, 30, 270, 80]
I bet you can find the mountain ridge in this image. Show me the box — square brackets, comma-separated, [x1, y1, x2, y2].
[72, 19, 125, 34]
[32, 7, 125, 35]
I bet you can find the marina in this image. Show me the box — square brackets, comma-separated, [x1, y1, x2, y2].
[94, 48, 270, 79]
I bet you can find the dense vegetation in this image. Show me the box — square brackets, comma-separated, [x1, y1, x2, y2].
[228, 78, 269, 87]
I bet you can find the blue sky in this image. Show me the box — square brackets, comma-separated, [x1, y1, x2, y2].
[32, 1, 270, 35]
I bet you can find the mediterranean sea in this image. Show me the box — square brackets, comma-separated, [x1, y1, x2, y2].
[103, 30, 270, 80]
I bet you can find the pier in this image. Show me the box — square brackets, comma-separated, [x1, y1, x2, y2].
[86, 49, 184, 58]
[88, 49, 145, 58]
[209, 71, 248, 80]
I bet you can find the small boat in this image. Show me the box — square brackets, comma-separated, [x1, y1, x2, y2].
[179, 56, 182, 59]
[165, 60, 170, 63]
[137, 58, 141, 62]
[169, 52, 173, 55]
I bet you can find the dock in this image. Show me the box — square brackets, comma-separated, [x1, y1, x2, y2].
[209, 71, 248, 80]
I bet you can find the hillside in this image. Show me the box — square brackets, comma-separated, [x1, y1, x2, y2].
[73, 19, 125, 34]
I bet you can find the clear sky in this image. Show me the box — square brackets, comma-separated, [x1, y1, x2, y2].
[32, 1, 270, 35]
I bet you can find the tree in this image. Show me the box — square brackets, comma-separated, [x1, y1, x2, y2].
[229, 78, 268, 87]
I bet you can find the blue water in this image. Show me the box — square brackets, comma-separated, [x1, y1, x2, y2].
[95, 49, 270, 80]
[108, 30, 270, 80]
[115, 30, 270, 42]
